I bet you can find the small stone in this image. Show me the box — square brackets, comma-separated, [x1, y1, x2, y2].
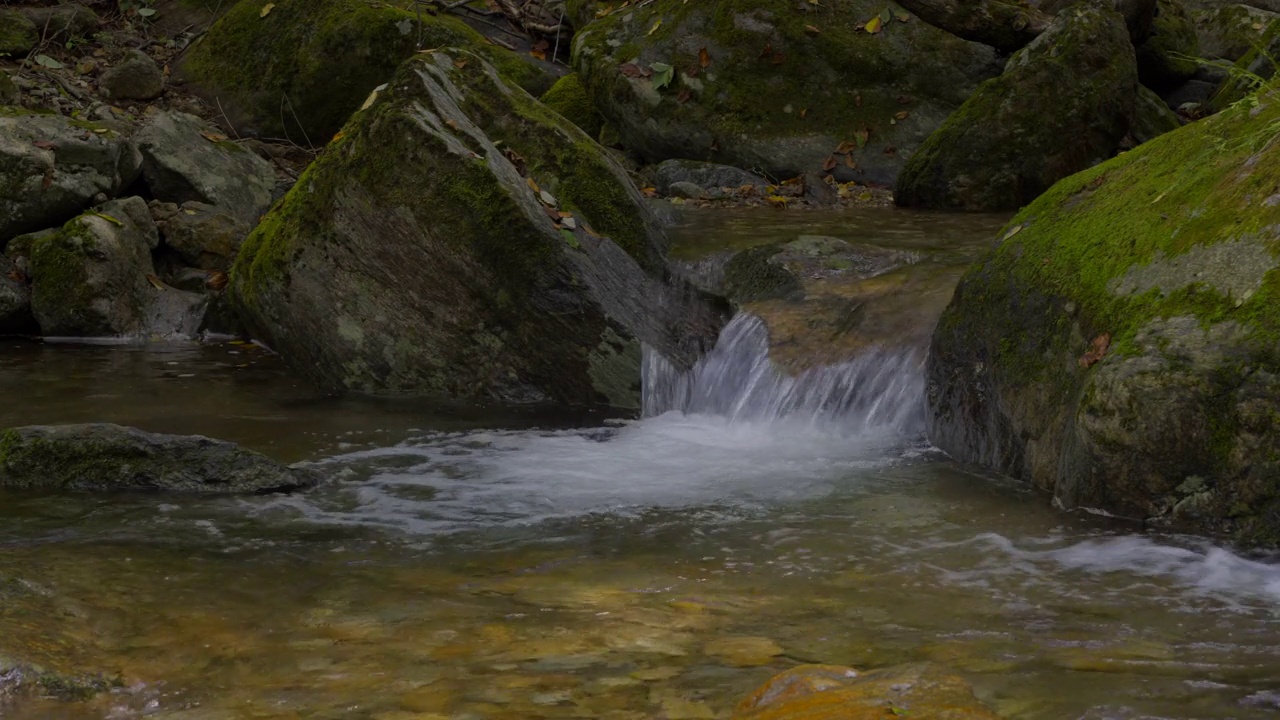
[0, 71, 17, 104]
[667, 181, 708, 200]
[99, 49, 164, 101]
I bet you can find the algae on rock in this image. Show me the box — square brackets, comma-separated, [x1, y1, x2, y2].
[570, 0, 1002, 185]
[230, 49, 727, 408]
[928, 87, 1280, 546]
[178, 0, 557, 143]
[539, 73, 605, 139]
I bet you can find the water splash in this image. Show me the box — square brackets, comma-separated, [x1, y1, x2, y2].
[643, 313, 925, 435]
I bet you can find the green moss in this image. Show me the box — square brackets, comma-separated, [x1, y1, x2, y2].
[35, 672, 120, 702]
[0, 8, 37, 56]
[28, 218, 95, 321]
[539, 73, 605, 138]
[182, 0, 551, 142]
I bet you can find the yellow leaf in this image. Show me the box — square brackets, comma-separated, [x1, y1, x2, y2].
[331, 130, 345, 143]
[1001, 224, 1023, 241]
[648, 18, 662, 35]
[260, 2, 274, 17]
[864, 16, 882, 33]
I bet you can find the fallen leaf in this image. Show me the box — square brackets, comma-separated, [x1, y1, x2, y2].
[34, 54, 63, 69]
[891, 2, 911, 21]
[804, 24, 820, 35]
[542, 204, 561, 222]
[895, 110, 909, 120]
[822, 155, 837, 172]
[7, 270, 28, 283]
[137, 7, 156, 16]
[835, 140, 857, 154]
[648, 18, 662, 35]
[453, 58, 468, 69]
[200, 130, 229, 142]
[561, 216, 577, 230]
[444, 118, 459, 130]
[864, 16, 882, 33]
[31, 140, 55, 150]
[798, 108, 808, 119]
[1078, 333, 1111, 368]
[331, 130, 345, 143]
[766, 195, 789, 209]
[560, 228, 581, 248]
[502, 147, 526, 175]
[1149, 191, 1166, 205]
[91, 212, 123, 226]
[641, 186, 659, 198]
[759, 42, 773, 59]
[1001, 224, 1023, 241]
[844, 154, 856, 169]
[619, 62, 645, 78]
[145, 273, 167, 290]
[530, 48, 547, 60]
[650, 62, 674, 89]
[880, 8, 892, 23]
[539, 189, 558, 207]
[854, 128, 870, 147]
[677, 88, 692, 103]
[698, 46, 710, 68]
[260, 2, 274, 17]
[526, 177, 541, 193]
[206, 271, 228, 291]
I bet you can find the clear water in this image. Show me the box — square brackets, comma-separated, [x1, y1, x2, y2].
[2, 210, 1280, 720]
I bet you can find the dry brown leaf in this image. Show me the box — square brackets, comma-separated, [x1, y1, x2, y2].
[206, 271, 228, 291]
[677, 88, 692, 103]
[444, 118, 459, 130]
[798, 108, 808, 119]
[31, 140, 55, 150]
[835, 140, 857, 154]
[145, 274, 167, 290]
[804, 24, 821, 35]
[200, 131, 229, 143]
[894, 110, 909, 120]
[526, 177, 541, 193]
[844, 153, 856, 169]
[822, 155, 837, 172]
[1078, 333, 1111, 368]
[698, 46, 711, 68]
[453, 58, 468, 69]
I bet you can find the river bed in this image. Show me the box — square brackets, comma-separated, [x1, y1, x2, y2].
[2, 209, 1279, 720]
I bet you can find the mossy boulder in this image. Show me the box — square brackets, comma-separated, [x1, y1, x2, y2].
[569, 0, 1001, 186]
[1132, 84, 1183, 143]
[539, 73, 605, 139]
[230, 49, 728, 408]
[177, 0, 556, 143]
[895, 4, 1138, 211]
[26, 197, 206, 338]
[0, 423, 320, 492]
[732, 663, 999, 719]
[0, 110, 142, 246]
[1137, 0, 1202, 90]
[927, 89, 1280, 546]
[0, 9, 37, 56]
[1192, 3, 1279, 61]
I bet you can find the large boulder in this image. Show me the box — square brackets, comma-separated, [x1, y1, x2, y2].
[177, 0, 556, 144]
[230, 49, 728, 407]
[0, 423, 319, 492]
[0, 110, 142, 246]
[569, 0, 1001, 186]
[1136, 0, 1202, 91]
[99, 48, 165, 102]
[153, 200, 250, 271]
[732, 663, 999, 719]
[1192, 2, 1279, 61]
[895, 5, 1138, 211]
[23, 197, 205, 338]
[135, 110, 276, 224]
[928, 90, 1280, 546]
[0, 8, 37, 56]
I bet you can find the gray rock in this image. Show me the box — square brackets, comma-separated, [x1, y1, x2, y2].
[1192, 3, 1279, 61]
[1165, 78, 1219, 108]
[99, 49, 164, 101]
[0, 71, 18, 104]
[27, 197, 205, 338]
[0, 111, 142, 246]
[0, 423, 320, 493]
[0, 256, 34, 335]
[230, 49, 728, 408]
[135, 111, 275, 224]
[0, 9, 38, 56]
[896, 4, 1139, 211]
[1131, 84, 1182, 144]
[155, 201, 250, 271]
[645, 159, 770, 195]
[1136, 0, 1202, 91]
[667, 181, 707, 200]
[15, 4, 98, 41]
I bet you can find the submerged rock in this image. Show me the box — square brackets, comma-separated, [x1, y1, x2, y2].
[0, 110, 142, 246]
[895, 4, 1138, 211]
[732, 663, 999, 719]
[928, 89, 1280, 546]
[570, 0, 1001, 185]
[177, 0, 556, 143]
[230, 49, 727, 408]
[0, 424, 319, 493]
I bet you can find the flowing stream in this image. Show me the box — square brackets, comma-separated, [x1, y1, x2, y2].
[2, 209, 1280, 719]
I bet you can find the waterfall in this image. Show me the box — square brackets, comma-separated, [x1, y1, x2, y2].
[642, 313, 926, 435]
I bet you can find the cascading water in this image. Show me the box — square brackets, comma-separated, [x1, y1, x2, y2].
[642, 313, 926, 435]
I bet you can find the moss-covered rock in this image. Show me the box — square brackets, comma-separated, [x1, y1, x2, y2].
[0, 110, 142, 246]
[1137, 0, 1202, 90]
[0, 423, 320, 492]
[0, 9, 38, 57]
[927, 88, 1280, 546]
[1192, 2, 1279, 62]
[539, 73, 604, 139]
[895, 4, 1138, 211]
[230, 49, 728, 408]
[0, 255, 34, 335]
[570, 0, 1001, 186]
[1132, 84, 1183, 143]
[177, 0, 556, 143]
[27, 197, 206, 338]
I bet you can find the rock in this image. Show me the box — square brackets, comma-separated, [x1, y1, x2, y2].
[14, 4, 98, 42]
[1131, 84, 1182, 144]
[99, 49, 164, 101]
[667, 181, 708, 200]
[732, 663, 999, 719]
[644, 159, 771, 195]
[1137, 0, 1202, 91]
[230, 49, 728, 407]
[894, 5, 1138, 211]
[927, 89, 1280, 546]
[1166, 78, 1220, 110]
[0, 71, 17, 104]
[0, 8, 38, 56]
[177, 0, 557, 144]
[0, 110, 142, 246]
[539, 73, 604, 139]
[703, 636, 783, 667]
[134, 111, 275, 224]
[26, 197, 205, 338]
[571, 0, 1001, 186]
[0, 256, 35, 335]
[155, 201, 250, 271]
[1193, 3, 1279, 61]
[0, 423, 320, 492]
[896, 0, 1053, 51]
[803, 174, 839, 207]
[1038, 0, 1158, 42]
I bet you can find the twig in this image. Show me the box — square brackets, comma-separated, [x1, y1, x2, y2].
[280, 92, 314, 150]
[551, 2, 565, 62]
[41, 71, 89, 102]
[215, 97, 241, 140]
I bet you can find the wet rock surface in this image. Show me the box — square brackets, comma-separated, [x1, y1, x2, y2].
[733, 663, 1000, 719]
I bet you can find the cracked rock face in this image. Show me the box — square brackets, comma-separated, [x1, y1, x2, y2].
[230, 49, 728, 409]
